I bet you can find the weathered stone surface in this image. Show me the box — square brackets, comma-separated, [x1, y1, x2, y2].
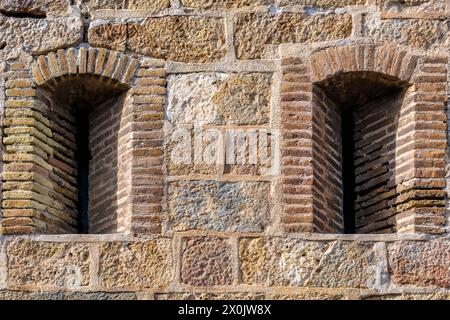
[156, 292, 264, 299]
[0, 290, 137, 300]
[0, 240, 6, 290]
[388, 239, 450, 288]
[278, 0, 366, 7]
[267, 292, 346, 300]
[377, 0, 444, 11]
[167, 73, 272, 125]
[80, 0, 169, 13]
[181, 236, 234, 286]
[7, 239, 90, 290]
[0, 16, 83, 59]
[129, 17, 226, 62]
[240, 238, 377, 288]
[235, 12, 352, 59]
[0, 0, 70, 17]
[98, 240, 173, 289]
[164, 124, 222, 176]
[364, 17, 448, 49]
[181, 0, 271, 9]
[168, 181, 270, 232]
[89, 17, 226, 62]
[363, 293, 450, 300]
[88, 22, 127, 51]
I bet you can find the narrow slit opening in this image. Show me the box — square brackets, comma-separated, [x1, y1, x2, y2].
[76, 109, 91, 234]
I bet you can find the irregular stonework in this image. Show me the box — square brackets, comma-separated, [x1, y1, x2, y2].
[181, 0, 271, 9]
[181, 236, 234, 286]
[167, 73, 272, 125]
[0, 16, 83, 59]
[90, 17, 226, 62]
[168, 181, 270, 232]
[235, 12, 352, 59]
[0, 0, 70, 17]
[377, 0, 445, 12]
[98, 240, 173, 289]
[7, 239, 90, 290]
[88, 22, 127, 51]
[364, 17, 448, 49]
[80, 0, 169, 13]
[0, 241, 6, 290]
[239, 238, 377, 288]
[278, 0, 366, 7]
[267, 292, 346, 300]
[164, 124, 222, 176]
[156, 292, 264, 299]
[363, 293, 450, 300]
[0, 291, 137, 300]
[388, 239, 450, 288]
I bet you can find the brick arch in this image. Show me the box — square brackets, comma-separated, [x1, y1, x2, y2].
[31, 47, 139, 87]
[280, 44, 447, 235]
[309, 44, 419, 84]
[2, 47, 166, 235]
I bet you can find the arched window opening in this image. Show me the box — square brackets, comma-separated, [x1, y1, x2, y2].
[312, 72, 410, 234]
[37, 76, 129, 234]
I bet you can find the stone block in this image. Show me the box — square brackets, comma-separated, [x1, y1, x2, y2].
[0, 290, 137, 300]
[239, 238, 377, 288]
[181, 0, 271, 9]
[235, 12, 352, 59]
[7, 239, 90, 290]
[167, 73, 272, 125]
[168, 181, 270, 232]
[181, 236, 234, 286]
[364, 17, 447, 49]
[98, 240, 173, 289]
[0, 0, 70, 17]
[89, 17, 226, 62]
[388, 239, 450, 288]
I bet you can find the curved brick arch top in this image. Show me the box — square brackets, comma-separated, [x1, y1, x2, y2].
[31, 47, 139, 87]
[309, 44, 419, 84]
[280, 43, 447, 235]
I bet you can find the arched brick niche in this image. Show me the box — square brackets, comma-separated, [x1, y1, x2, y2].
[280, 44, 447, 235]
[1, 47, 166, 235]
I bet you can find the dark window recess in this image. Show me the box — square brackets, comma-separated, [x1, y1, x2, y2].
[0, 9, 47, 19]
[341, 107, 356, 234]
[76, 110, 91, 234]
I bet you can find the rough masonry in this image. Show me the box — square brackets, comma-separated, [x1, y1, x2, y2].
[0, 0, 449, 300]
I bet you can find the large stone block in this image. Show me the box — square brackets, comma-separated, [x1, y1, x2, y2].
[388, 239, 450, 288]
[363, 293, 450, 300]
[377, 0, 444, 11]
[168, 181, 270, 232]
[156, 292, 264, 300]
[167, 73, 272, 126]
[278, 0, 366, 7]
[181, 0, 271, 9]
[98, 240, 173, 289]
[0, 240, 6, 290]
[81, 0, 169, 12]
[364, 17, 448, 49]
[90, 17, 226, 62]
[0, 16, 83, 59]
[0, 0, 70, 17]
[181, 236, 234, 286]
[0, 290, 137, 300]
[239, 238, 377, 288]
[7, 239, 90, 290]
[235, 12, 352, 59]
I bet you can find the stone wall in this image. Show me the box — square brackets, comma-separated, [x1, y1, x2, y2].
[0, 0, 448, 299]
